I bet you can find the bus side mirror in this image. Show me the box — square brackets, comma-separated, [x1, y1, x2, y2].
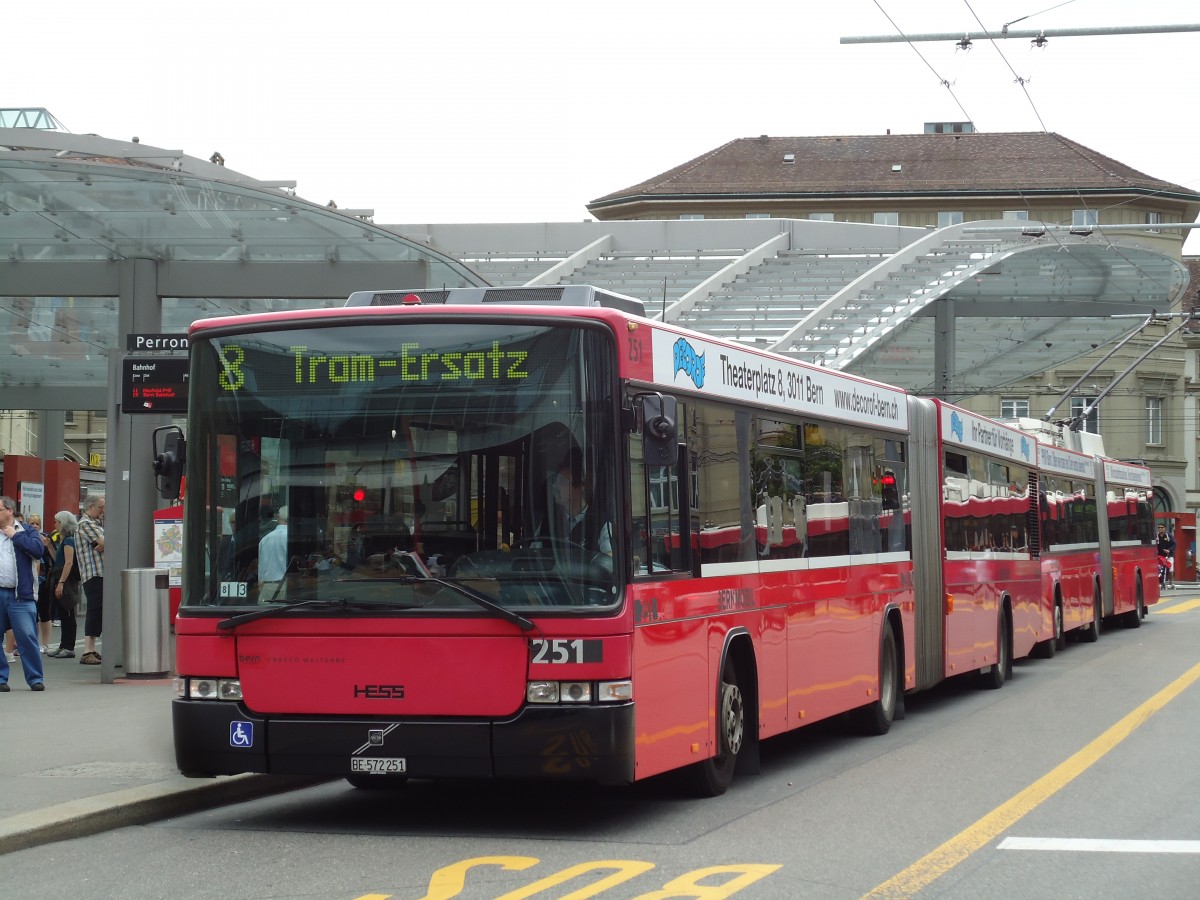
[637, 393, 678, 466]
[152, 425, 186, 501]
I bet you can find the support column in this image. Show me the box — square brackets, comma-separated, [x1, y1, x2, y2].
[37, 411, 67, 463]
[101, 259, 168, 683]
[934, 299, 957, 401]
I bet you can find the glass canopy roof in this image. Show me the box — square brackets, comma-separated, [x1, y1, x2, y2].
[0, 132, 477, 268]
[0, 126, 484, 391]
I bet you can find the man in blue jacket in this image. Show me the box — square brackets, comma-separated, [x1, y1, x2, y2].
[0, 495, 46, 691]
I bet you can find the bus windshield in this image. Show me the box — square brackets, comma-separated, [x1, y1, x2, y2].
[183, 319, 620, 615]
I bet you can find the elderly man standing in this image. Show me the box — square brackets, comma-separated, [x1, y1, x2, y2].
[0, 495, 47, 691]
[77, 494, 105, 665]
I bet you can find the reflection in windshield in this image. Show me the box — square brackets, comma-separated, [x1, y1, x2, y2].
[184, 320, 619, 615]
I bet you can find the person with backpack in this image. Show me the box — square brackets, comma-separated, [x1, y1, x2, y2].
[45, 510, 80, 659]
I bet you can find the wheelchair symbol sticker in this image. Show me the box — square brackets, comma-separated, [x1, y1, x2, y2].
[230, 721, 254, 748]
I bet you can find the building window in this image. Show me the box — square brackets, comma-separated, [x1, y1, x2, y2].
[679, 214, 705, 220]
[745, 213, 770, 219]
[1147, 397, 1163, 445]
[1072, 209, 1099, 229]
[1002, 210, 1029, 221]
[1146, 211, 1163, 233]
[873, 212, 899, 226]
[937, 211, 964, 228]
[808, 212, 834, 221]
[1070, 396, 1099, 434]
[1000, 398, 1029, 420]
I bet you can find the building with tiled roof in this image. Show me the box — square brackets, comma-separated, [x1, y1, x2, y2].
[588, 131, 1200, 237]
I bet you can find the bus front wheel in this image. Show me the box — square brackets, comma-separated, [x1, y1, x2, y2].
[685, 658, 744, 797]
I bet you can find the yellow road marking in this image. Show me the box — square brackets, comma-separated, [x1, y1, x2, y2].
[863, 660, 1200, 899]
[1153, 598, 1200, 615]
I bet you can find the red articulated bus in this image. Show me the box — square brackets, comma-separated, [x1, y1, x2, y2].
[1100, 459, 1159, 623]
[155, 285, 1154, 795]
[1034, 445, 1158, 652]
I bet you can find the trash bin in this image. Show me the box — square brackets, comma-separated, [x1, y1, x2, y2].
[122, 568, 171, 676]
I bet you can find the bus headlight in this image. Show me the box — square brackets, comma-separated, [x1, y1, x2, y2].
[217, 679, 243, 701]
[185, 678, 242, 701]
[559, 682, 592, 703]
[527, 681, 559, 703]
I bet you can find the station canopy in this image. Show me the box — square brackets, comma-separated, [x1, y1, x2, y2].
[767, 230, 1191, 396]
[1, 112, 1192, 401]
[0, 115, 482, 392]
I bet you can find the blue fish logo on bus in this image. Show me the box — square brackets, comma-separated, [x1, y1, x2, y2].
[1020, 436, 1032, 461]
[673, 338, 706, 389]
[950, 411, 964, 442]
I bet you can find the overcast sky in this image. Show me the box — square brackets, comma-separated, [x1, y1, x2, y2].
[9, 1, 1200, 250]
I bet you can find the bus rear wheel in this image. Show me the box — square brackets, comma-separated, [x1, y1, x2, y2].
[980, 613, 1010, 690]
[1123, 582, 1145, 629]
[685, 658, 744, 797]
[1079, 589, 1101, 643]
[853, 626, 898, 735]
[1054, 601, 1067, 651]
[1032, 601, 1063, 659]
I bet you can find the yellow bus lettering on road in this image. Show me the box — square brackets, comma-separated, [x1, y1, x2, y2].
[634, 864, 783, 899]
[495, 860, 656, 899]
[366, 859, 782, 900]
[416, 856, 539, 900]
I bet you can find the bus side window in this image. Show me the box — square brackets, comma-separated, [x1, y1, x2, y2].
[629, 401, 693, 577]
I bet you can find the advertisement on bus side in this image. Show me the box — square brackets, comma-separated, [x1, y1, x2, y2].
[649, 327, 908, 430]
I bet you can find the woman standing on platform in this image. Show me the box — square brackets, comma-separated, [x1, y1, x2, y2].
[28, 514, 54, 654]
[46, 511, 80, 659]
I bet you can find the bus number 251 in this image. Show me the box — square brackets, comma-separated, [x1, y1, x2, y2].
[529, 639, 602, 664]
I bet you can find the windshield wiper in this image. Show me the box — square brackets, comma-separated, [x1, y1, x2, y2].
[217, 597, 398, 631]
[396, 575, 535, 632]
[216, 582, 534, 632]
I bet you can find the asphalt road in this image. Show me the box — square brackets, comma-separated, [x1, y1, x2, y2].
[5, 596, 1199, 900]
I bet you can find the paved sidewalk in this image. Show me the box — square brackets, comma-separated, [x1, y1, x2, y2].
[0, 640, 319, 855]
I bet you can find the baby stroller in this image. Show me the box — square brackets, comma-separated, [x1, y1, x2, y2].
[1158, 554, 1174, 588]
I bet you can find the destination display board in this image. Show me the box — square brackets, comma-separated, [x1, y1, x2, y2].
[122, 357, 189, 414]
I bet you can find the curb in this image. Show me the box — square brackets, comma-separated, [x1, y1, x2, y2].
[0, 773, 329, 856]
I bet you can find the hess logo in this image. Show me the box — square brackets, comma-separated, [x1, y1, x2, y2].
[354, 684, 405, 699]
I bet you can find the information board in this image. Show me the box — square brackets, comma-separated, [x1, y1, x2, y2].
[122, 357, 189, 414]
